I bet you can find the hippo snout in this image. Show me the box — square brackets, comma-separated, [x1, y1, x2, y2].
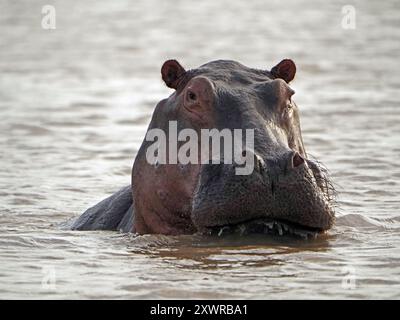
[191, 151, 335, 233]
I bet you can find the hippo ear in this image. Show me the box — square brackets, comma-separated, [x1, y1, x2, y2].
[161, 59, 186, 89]
[270, 59, 296, 83]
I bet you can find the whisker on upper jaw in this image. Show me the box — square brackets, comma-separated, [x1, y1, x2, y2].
[305, 155, 337, 207]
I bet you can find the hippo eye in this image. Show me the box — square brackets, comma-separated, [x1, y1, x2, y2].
[188, 91, 197, 101]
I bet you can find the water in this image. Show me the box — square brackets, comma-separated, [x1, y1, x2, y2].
[1, 0, 400, 299]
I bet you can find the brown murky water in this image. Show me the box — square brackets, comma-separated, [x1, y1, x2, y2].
[1, 0, 400, 299]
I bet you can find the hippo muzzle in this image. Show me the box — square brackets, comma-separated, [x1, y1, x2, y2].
[191, 153, 335, 237]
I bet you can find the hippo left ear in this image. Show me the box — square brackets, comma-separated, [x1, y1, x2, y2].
[270, 59, 296, 83]
[161, 59, 186, 89]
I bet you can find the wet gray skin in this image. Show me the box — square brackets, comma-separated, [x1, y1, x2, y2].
[70, 59, 335, 238]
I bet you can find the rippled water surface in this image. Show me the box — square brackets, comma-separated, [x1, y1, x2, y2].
[1, 0, 400, 299]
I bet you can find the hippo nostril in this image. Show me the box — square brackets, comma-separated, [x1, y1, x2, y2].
[292, 152, 304, 168]
[241, 150, 265, 174]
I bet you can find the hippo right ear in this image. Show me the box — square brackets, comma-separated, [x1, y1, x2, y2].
[161, 60, 186, 89]
[270, 59, 296, 83]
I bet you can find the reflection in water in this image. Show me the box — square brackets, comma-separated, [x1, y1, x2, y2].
[129, 234, 333, 271]
[0, 0, 400, 299]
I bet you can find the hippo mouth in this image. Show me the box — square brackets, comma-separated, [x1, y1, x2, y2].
[200, 217, 323, 239]
[192, 158, 335, 239]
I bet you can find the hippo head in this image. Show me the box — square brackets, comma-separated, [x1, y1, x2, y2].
[132, 59, 335, 236]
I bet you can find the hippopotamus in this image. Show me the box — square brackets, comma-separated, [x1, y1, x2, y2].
[70, 59, 335, 237]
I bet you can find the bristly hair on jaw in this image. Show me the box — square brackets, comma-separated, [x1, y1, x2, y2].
[306, 154, 338, 211]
